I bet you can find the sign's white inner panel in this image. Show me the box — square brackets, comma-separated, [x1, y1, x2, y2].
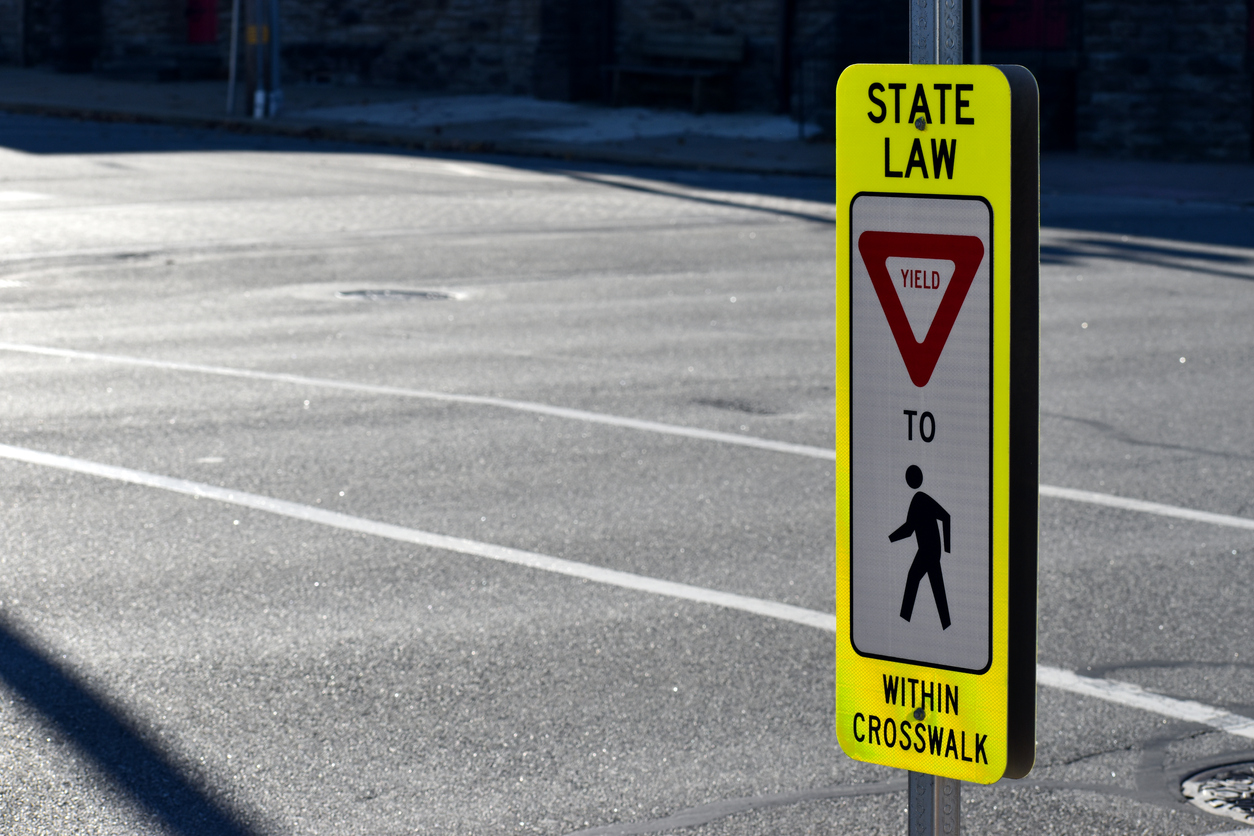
[849, 194, 991, 672]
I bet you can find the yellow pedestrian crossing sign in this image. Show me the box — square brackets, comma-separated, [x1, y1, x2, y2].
[835, 64, 1039, 784]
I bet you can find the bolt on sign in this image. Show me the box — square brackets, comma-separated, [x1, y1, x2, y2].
[835, 64, 1039, 784]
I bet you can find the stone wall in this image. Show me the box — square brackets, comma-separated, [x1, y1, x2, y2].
[1078, 0, 1252, 160]
[791, 0, 845, 128]
[982, 0, 1082, 152]
[12, 0, 59, 66]
[0, 0, 22, 64]
[100, 0, 179, 60]
[278, 0, 542, 92]
[2, 0, 1249, 160]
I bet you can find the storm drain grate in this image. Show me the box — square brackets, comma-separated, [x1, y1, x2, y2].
[1183, 763, 1254, 825]
[336, 289, 455, 301]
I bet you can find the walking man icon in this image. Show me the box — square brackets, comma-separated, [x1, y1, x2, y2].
[889, 465, 953, 630]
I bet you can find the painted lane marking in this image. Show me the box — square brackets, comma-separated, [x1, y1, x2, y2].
[0, 442, 1252, 744]
[0, 443, 832, 633]
[0, 191, 51, 202]
[1040, 485, 1254, 532]
[0, 343, 835, 462]
[4, 344, 1254, 536]
[1036, 666, 1254, 740]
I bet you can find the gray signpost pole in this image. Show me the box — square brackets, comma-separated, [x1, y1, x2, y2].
[266, 0, 282, 116]
[910, 0, 963, 66]
[905, 0, 964, 828]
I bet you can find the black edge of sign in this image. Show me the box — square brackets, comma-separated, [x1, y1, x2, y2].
[995, 63, 1040, 781]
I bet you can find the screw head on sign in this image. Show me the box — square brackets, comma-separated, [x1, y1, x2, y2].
[915, 117, 926, 130]
[914, 706, 926, 720]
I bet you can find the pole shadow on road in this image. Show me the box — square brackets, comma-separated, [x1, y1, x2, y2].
[1042, 203, 1254, 250]
[1042, 234, 1254, 279]
[0, 614, 259, 836]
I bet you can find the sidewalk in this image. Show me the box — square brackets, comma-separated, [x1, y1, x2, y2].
[0, 67, 834, 177]
[1, 67, 1253, 199]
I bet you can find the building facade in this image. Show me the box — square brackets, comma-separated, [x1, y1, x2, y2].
[0, 0, 1250, 160]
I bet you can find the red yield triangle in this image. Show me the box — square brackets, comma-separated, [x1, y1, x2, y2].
[857, 231, 986, 388]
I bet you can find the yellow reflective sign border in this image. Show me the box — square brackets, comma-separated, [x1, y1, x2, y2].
[835, 64, 1038, 784]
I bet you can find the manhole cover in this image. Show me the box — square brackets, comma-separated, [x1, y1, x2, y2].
[336, 289, 455, 301]
[1183, 762, 1254, 825]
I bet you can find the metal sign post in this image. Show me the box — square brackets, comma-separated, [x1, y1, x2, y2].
[243, 0, 280, 118]
[266, 0, 283, 116]
[226, 0, 241, 114]
[910, 0, 963, 65]
[910, 4, 964, 830]
[834, 2, 1039, 834]
[910, 771, 960, 835]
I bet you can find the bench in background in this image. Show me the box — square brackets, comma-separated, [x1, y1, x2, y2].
[605, 33, 746, 114]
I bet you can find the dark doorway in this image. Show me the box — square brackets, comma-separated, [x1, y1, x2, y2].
[794, 1, 906, 137]
[22, 0, 55, 66]
[59, 0, 103, 71]
[186, 0, 218, 44]
[21, 0, 103, 70]
[569, 0, 614, 101]
[533, 0, 615, 102]
[981, 0, 1079, 151]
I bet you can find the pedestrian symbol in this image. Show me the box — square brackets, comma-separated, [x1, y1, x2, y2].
[890, 465, 952, 630]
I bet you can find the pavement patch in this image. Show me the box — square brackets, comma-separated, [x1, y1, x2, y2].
[335, 289, 458, 302]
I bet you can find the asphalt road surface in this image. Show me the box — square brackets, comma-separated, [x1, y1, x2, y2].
[0, 111, 1252, 835]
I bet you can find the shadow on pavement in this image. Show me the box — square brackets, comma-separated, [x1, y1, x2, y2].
[1068, 237, 1253, 264]
[0, 614, 260, 836]
[0, 111, 835, 207]
[8, 110, 1254, 249]
[0, 109, 363, 156]
[558, 170, 834, 225]
[1042, 232, 1254, 282]
[1042, 198, 1254, 251]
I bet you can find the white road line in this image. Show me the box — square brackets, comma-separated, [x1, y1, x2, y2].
[0, 191, 50, 202]
[9, 340, 1254, 548]
[1036, 666, 1254, 740]
[0, 443, 832, 632]
[0, 343, 835, 461]
[1040, 484, 1254, 531]
[6, 344, 1254, 533]
[0, 441, 1252, 744]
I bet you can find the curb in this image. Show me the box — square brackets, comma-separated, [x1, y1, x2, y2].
[0, 99, 833, 178]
